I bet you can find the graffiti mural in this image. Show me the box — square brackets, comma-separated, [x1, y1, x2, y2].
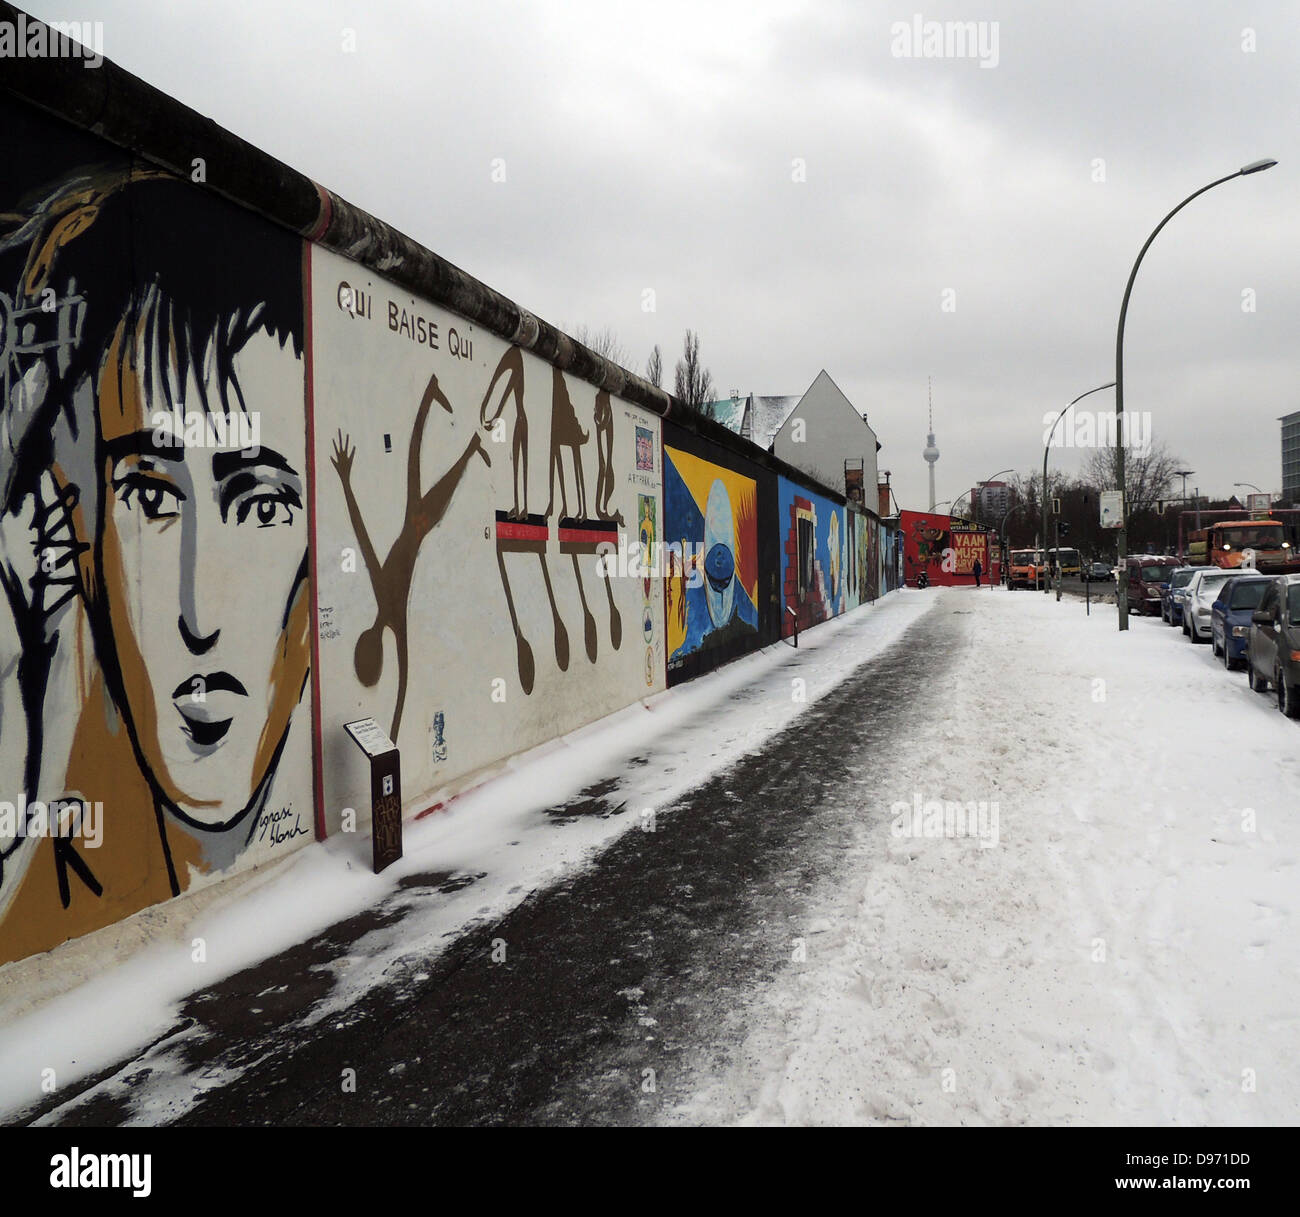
[900, 510, 995, 587]
[0, 112, 315, 964]
[329, 371, 489, 738]
[844, 507, 877, 610]
[663, 445, 759, 680]
[311, 245, 664, 833]
[778, 478, 846, 635]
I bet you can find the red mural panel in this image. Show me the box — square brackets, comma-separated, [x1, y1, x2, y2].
[900, 510, 998, 587]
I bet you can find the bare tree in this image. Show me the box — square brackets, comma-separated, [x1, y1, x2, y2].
[674, 329, 714, 416]
[645, 344, 663, 389]
[1081, 438, 1184, 518]
[572, 324, 629, 369]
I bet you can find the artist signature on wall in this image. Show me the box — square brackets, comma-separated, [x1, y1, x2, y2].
[257, 807, 310, 848]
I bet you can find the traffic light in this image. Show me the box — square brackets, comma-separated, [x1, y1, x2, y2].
[1052, 497, 1061, 514]
[1060, 521, 1071, 536]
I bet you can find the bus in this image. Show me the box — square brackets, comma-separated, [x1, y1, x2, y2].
[1047, 547, 1081, 578]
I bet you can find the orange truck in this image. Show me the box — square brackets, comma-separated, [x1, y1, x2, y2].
[1186, 520, 1300, 575]
[1008, 548, 1044, 589]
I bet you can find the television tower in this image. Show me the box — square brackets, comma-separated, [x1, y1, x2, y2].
[922, 378, 940, 511]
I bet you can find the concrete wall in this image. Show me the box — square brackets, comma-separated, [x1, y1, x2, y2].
[0, 17, 896, 966]
[309, 246, 666, 827]
[778, 478, 848, 636]
[844, 504, 880, 611]
[0, 99, 316, 965]
[662, 420, 779, 686]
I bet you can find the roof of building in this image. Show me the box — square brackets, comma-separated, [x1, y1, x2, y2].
[743, 395, 802, 448]
[710, 371, 878, 454]
[703, 396, 747, 433]
[707, 393, 801, 449]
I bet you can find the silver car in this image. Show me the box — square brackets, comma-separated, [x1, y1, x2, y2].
[1165, 565, 1210, 626]
[1183, 568, 1250, 642]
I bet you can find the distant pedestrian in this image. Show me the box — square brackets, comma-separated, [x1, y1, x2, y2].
[973, 557, 983, 588]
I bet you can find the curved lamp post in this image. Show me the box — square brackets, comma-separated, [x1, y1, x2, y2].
[1042, 382, 1116, 594]
[1114, 158, 1277, 631]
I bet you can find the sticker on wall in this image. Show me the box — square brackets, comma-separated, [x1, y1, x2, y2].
[638, 494, 656, 605]
[431, 710, 448, 764]
[636, 426, 654, 471]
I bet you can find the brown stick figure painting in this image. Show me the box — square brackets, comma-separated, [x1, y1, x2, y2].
[592, 389, 625, 528]
[479, 346, 527, 519]
[544, 366, 588, 522]
[331, 369, 488, 739]
[490, 359, 624, 693]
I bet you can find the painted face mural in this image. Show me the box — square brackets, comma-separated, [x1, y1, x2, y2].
[98, 312, 308, 827]
[0, 160, 311, 963]
[664, 446, 758, 668]
[703, 478, 736, 630]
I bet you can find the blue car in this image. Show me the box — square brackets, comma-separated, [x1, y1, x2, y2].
[1211, 575, 1276, 670]
[1163, 565, 1209, 626]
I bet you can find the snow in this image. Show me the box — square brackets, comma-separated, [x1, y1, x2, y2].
[0, 592, 930, 1121]
[10, 584, 1300, 1126]
[664, 587, 1300, 1125]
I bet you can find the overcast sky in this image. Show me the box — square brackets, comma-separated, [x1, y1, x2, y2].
[23, 0, 1298, 512]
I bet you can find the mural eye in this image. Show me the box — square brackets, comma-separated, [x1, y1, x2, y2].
[235, 493, 294, 528]
[119, 475, 181, 521]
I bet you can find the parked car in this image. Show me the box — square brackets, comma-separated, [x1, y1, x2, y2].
[1210, 575, 1274, 669]
[1124, 556, 1179, 616]
[1083, 560, 1113, 583]
[1246, 573, 1300, 717]
[1163, 565, 1210, 626]
[1183, 568, 1250, 642]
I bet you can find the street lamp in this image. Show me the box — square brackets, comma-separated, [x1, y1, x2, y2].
[1234, 481, 1264, 495]
[1114, 157, 1277, 631]
[1042, 382, 1116, 594]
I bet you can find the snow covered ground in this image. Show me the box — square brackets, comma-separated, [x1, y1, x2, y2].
[7, 583, 1299, 1127]
[0, 591, 930, 1121]
[665, 586, 1300, 1125]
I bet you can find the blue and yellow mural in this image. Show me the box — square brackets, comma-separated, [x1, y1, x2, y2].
[778, 477, 846, 635]
[664, 446, 759, 673]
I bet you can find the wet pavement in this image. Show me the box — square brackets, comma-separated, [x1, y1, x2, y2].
[23, 602, 962, 1127]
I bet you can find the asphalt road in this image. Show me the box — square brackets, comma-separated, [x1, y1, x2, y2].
[24, 600, 963, 1127]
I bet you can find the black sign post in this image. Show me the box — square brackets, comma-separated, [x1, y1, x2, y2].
[343, 718, 403, 873]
